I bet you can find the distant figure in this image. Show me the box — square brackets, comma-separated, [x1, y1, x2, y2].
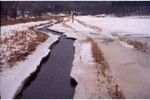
[71, 11, 74, 23]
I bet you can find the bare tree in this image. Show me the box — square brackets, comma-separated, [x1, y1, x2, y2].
[1, 2, 9, 19]
[8, 2, 18, 19]
[18, 2, 27, 18]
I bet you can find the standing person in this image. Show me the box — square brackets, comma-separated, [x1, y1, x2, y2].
[71, 11, 74, 23]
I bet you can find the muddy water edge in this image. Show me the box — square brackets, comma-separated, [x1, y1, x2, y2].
[16, 26, 77, 99]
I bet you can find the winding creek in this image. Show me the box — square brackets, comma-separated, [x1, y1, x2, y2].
[16, 26, 76, 99]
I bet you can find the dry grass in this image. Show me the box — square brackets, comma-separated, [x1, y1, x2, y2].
[1, 16, 64, 26]
[127, 39, 149, 53]
[27, 40, 38, 53]
[1, 17, 44, 26]
[86, 37, 107, 76]
[86, 37, 125, 99]
[36, 31, 48, 42]
[62, 22, 76, 31]
[76, 19, 102, 32]
[0, 26, 48, 70]
[109, 84, 125, 99]
[111, 33, 149, 53]
[8, 51, 28, 66]
[0, 15, 63, 70]
[43, 16, 64, 22]
[27, 30, 48, 53]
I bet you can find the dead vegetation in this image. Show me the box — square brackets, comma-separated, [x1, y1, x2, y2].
[0, 26, 48, 70]
[127, 39, 149, 52]
[108, 84, 125, 99]
[75, 19, 102, 32]
[1, 16, 63, 26]
[111, 32, 149, 53]
[0, 15, 64, 71]
[86, 37, 125, 99]
[86, 37, 107, 76]
[1, 17, 42, 26]
[62, 22, 76, 31]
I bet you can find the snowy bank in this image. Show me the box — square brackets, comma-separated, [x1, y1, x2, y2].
[70, 40, 101, 99]
[1, 21, 49, 39]
[0, 32, 59, 99]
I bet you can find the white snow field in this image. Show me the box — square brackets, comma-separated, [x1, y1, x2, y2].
[50, 16, 150, 99]
[76, 16, 150, 37]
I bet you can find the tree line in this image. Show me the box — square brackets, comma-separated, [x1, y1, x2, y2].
[1, 1, 150, 19]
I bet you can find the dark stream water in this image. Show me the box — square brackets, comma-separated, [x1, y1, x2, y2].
[16, 26, 76, 99]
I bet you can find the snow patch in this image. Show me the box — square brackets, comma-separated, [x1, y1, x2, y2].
[80, 43, 94, 63]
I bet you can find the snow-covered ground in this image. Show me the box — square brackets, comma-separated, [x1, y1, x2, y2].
[76, 16, 150, 37]
[50, 18, 97, 39]
[0, 21, 53, 71]
[96, 38, 150, 98]
[0, 21, 59, 98]
[49, 16, 150, 98]
[1, 15, 150, 99]
[71, 40, 101, 99]
[1, 21, 49, 40]
[0, 33, 59, 98]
